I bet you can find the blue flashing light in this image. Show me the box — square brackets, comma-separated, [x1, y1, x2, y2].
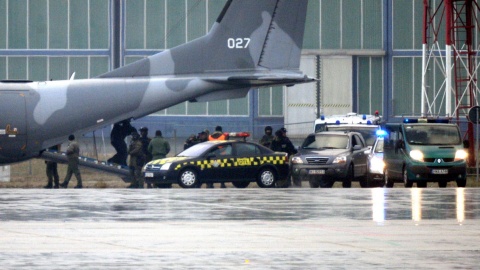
[367, 120, 372, 125]
[362, 114, 367, 120]
[335, 120, 340, 125]
[320, 115, 325, 120]
[376, 129, 387, 137]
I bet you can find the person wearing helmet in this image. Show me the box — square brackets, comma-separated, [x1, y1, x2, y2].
[259, 126, 274, 148]
[128, 131, 145, 188]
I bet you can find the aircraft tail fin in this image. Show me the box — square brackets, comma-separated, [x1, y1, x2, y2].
[99, 0, 309, 78]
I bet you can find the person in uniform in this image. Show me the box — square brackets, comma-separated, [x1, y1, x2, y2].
[60, 135, 83, 189]
[139, 127, 153, 188]
[128, 131, 145, 188]
[197, 130, 208, 143]
[139, 127, 153, 163]
[259, 126, 274, 148]
[44, 144, 60, 189]
[184, 134, 198, 150]
[148, 130, 171, 161]
[208, 126, 229, 141]
[270, 128, 297, 188]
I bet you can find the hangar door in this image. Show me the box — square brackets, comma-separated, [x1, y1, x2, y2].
[285, 55, 318, 137]
[321, 57, 352, 115]
[285, 56, 352, 137]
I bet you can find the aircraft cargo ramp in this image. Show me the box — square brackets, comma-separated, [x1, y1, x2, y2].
[40, 150, 132, 182]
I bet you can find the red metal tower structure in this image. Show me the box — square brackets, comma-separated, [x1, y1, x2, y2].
[423, 0, 480, 166]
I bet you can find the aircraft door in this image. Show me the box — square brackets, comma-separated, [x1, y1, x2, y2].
[0, 92, 27, 160]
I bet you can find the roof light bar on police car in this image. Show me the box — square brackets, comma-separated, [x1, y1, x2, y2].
[403, 117, 450, 124]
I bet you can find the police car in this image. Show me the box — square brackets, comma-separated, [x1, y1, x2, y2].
[143, 140, 289, 188]
[366, 130, 387, 187]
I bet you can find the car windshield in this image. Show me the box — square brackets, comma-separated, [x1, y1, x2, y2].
[177, 143, 213, 157]
[404, 125, 461, 145]
[303, 134, 349, 149]
[327, 126, 377, 146]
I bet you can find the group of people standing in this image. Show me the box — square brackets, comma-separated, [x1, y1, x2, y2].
[128, 127, 171, 189]
[259, 126, 298, 188]
[44, 123, 297, 189]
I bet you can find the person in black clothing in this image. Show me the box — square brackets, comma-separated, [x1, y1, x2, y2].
[108, 120, 137, 166]
[184, 134, 198, 150]
[139, 127, 153, 188]
[270, 127, 297, 188]
[270, 128, 297, 156]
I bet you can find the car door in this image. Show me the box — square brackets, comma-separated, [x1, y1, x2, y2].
[203, 143, 235, 181]
[384, 125, 404, 179]
[351, 134, 368, 176]
[231, 143, 263, 180]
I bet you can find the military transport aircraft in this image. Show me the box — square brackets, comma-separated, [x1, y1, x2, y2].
[0, 0, 314, 165]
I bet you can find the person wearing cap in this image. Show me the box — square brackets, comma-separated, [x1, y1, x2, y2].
[148, 130, 171, 161]
[128, 131, 145, 188]
[270, 127, 297, 188]
[260, 126, 274, 148]
[60, 135, 83, 189]
[198, 130, 209, 143]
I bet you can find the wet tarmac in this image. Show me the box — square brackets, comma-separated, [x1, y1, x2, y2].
[0, 188, 479, 269]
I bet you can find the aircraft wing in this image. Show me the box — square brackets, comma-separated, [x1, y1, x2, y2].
[206, 74, 317, 87]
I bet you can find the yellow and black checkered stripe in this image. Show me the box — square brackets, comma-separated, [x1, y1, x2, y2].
[173, 155, 286, 171]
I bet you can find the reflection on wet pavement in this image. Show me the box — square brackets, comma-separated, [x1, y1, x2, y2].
[0, 188, 479, 269]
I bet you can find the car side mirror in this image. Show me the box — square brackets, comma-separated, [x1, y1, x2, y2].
[463, 140, 470, 149]
[352, 145, 362, 151]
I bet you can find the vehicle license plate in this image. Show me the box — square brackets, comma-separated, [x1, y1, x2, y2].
[145, 172, 154, 178]
[309, 170, 325, 175]
[432, 169, 448, 174]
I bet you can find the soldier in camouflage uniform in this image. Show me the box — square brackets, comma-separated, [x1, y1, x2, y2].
[128, 132, 145, 188]
[60, 135, 83, 189]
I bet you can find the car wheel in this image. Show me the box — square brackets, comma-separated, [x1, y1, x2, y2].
[257, 168, 276, 188]
[178, 168, 199, 188]
[438, 180, 447, 188]
[403, 169, 413, 188]
[232, 181, 250, 188]
[456, 178, 467, 187]
[385, 169, 394, 188]
[342, 164, 353, 188]
[359, 173, 369, 188]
